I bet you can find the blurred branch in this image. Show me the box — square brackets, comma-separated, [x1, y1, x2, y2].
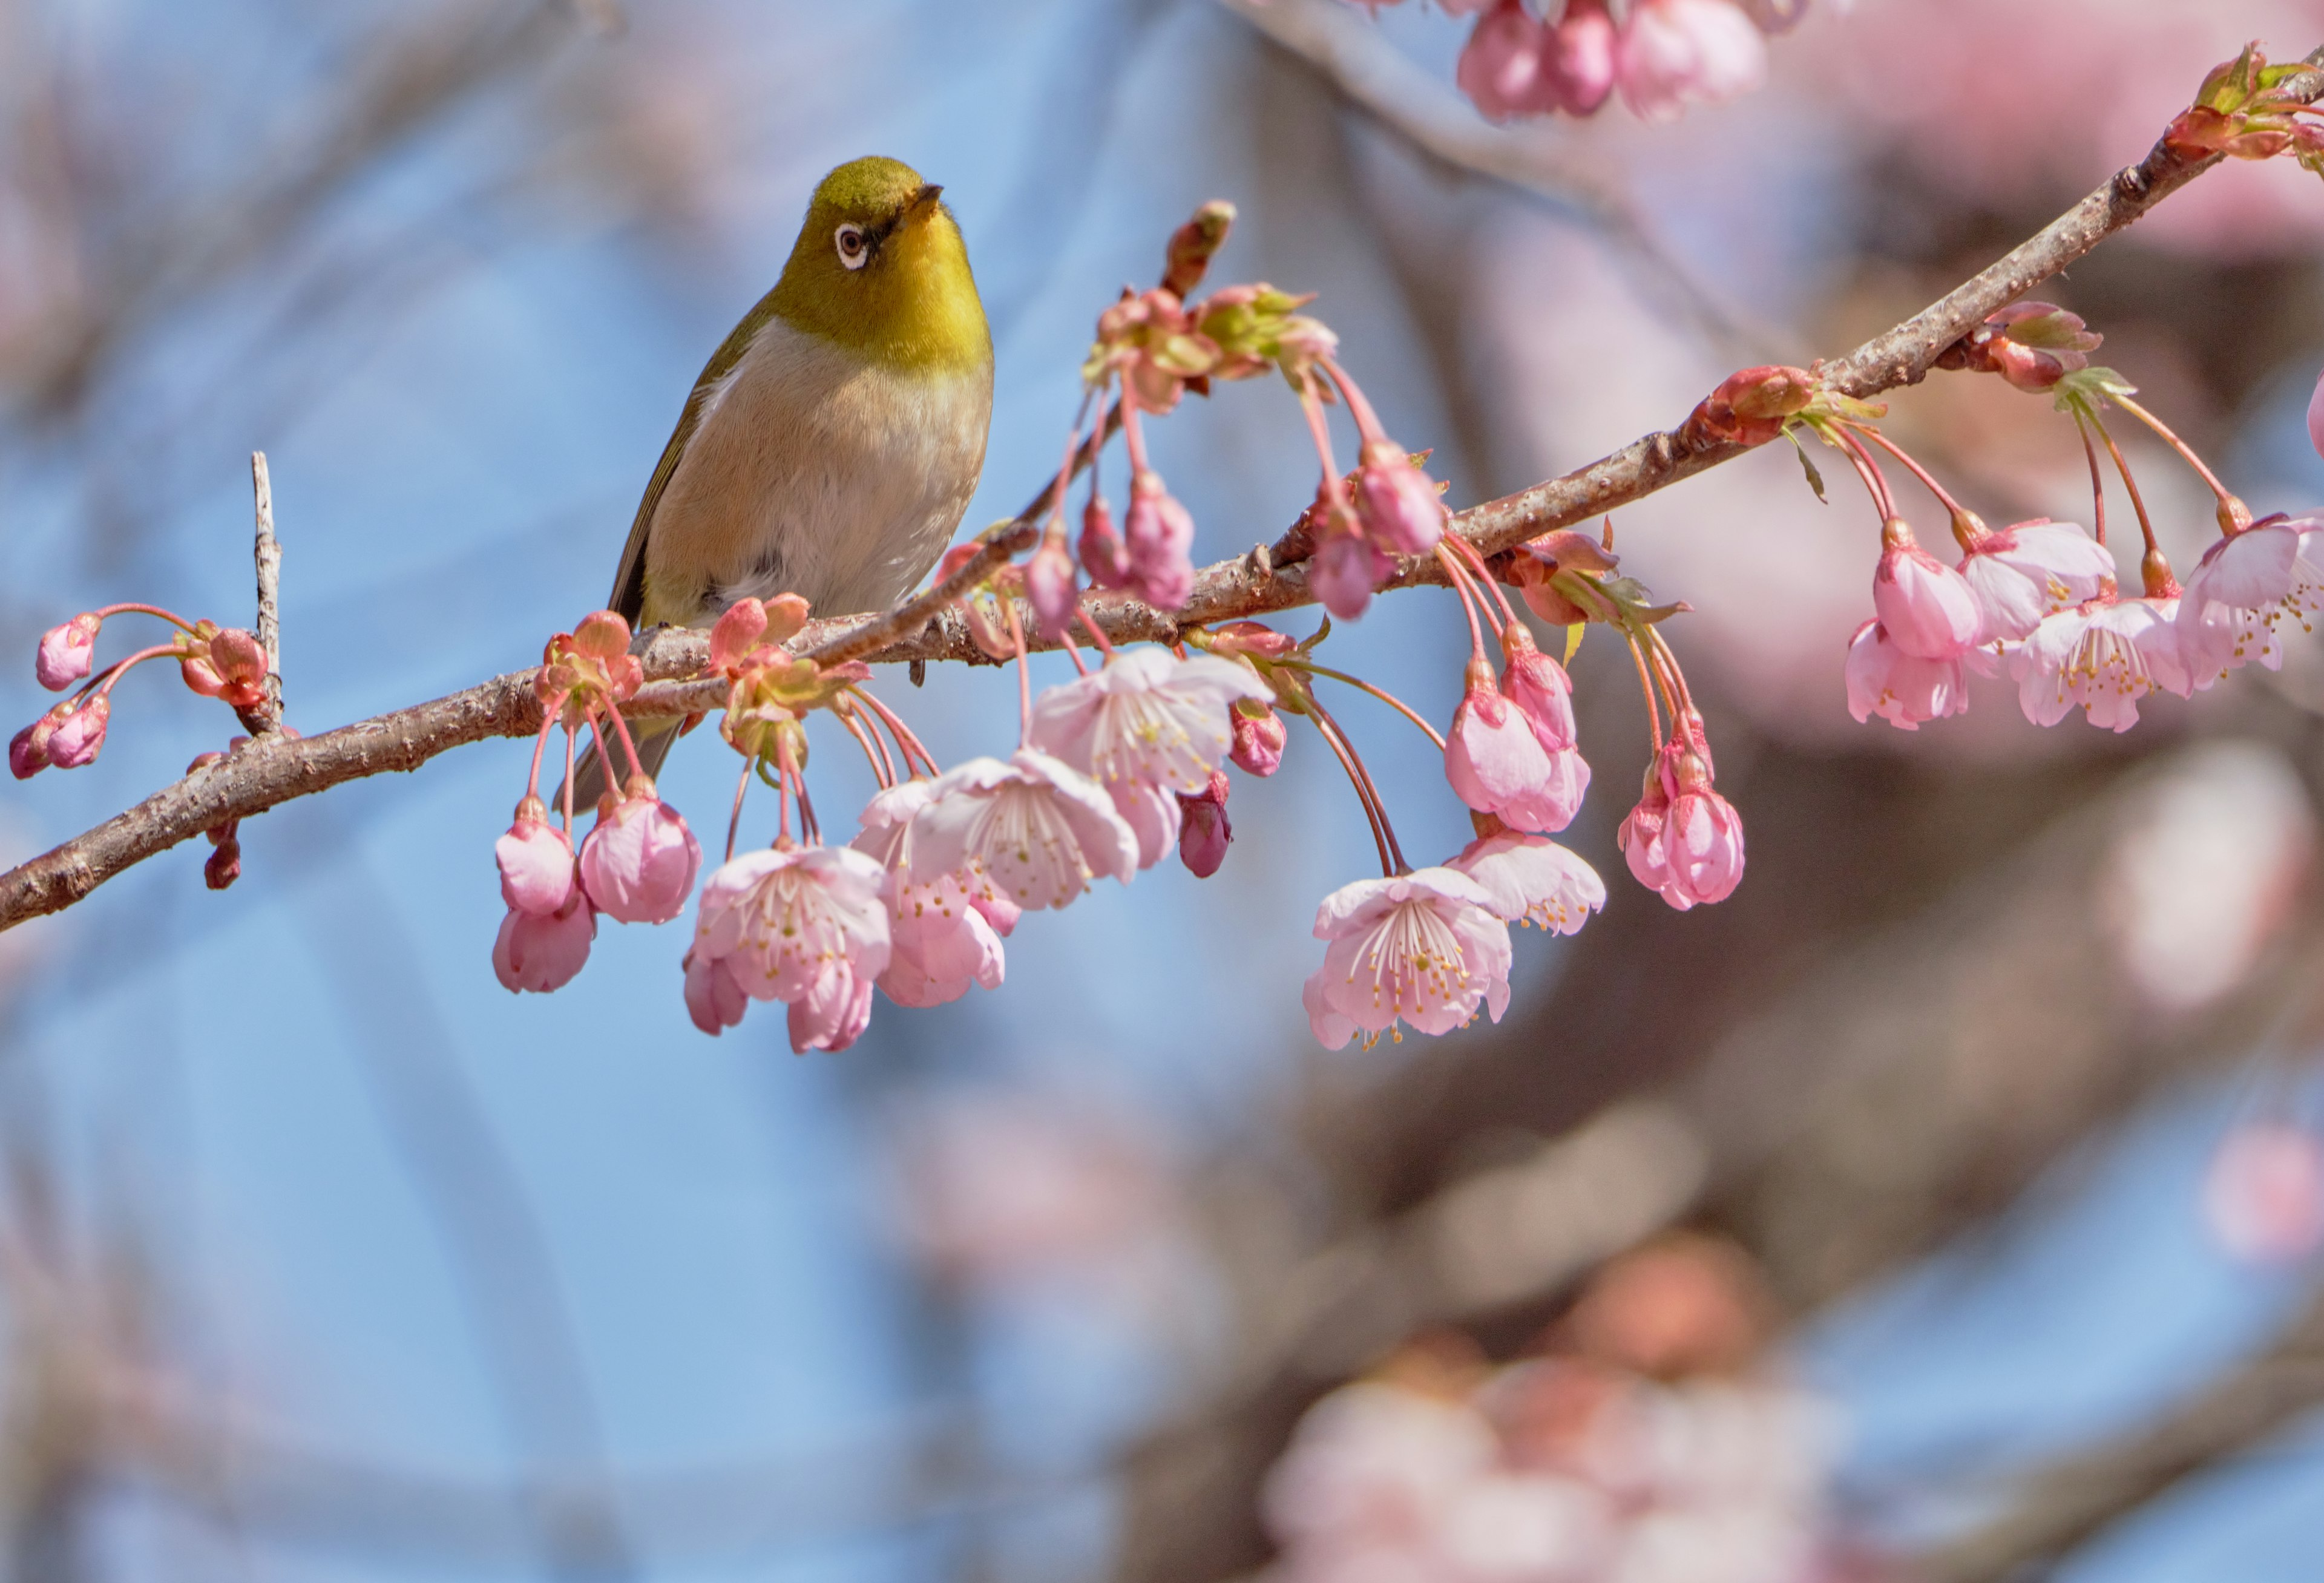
[1918, 1279, 2324, 1583]
[4, 63, 2318, 931]
[1218, 0, 1794, 364]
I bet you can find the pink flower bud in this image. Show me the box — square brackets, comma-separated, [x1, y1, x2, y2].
[579, 787, 702, 923]
[1123, 471, 1196, 610]
[789, 960, 876, 1054]
[970, 893, 1020, 938]
[1207, 621, 1298, 661]
[497, 796, 577, 916]
[1353, 441, 1446, 556]
[1650, 754, 1745, 910]
[1445, 668, 1585, 834]
[1456, 0, 1554, 122]
[493, 891, 594, 994]
[1178, 772, 1232, 878]
[205, 835, 242, 891]
[2204, 1121, 2324, 1265]
[1312, 524, 1394, 622]
[1690, 364, 1815, 447]
[1615, 0, 1767, 123]
[1549, 0, 1617, 114]
[1500, 626, 1577, 753]
[1025, 535, 1081, 640]
[2309, 370, 2324, 464]
[683, 946, 749, 1035]
[36, 614, 98, 692]
[45, 696, 110, 768]
[709, 598, 770, 670]
[10, 715, 56, 779]
[1230, 704, 1287, 777]
[1080, 493, 1131, 591]
[1873, 519, 1981, 661]
[1621, 769, 1674, 896]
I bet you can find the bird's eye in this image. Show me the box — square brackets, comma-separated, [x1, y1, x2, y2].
[835, 224, 868, 270]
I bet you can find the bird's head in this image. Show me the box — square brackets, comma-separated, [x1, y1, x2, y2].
[770, 156, 990, 375]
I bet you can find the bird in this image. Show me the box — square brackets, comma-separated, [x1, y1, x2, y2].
[573, 155, 993, 805]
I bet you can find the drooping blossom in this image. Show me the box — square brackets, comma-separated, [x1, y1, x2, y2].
[1844, 620, 1968, 730]
[1622, 750, 1744, 911]
[1958, 517, 2118, 646]
[1122, 470, 1196, 610]
[1500, 624, 1577, 753]
[2203, 1121, 2324, 1265]
[493, 891, 594, 994]
[1302, 867, 1513, 1048]
[1449, 825, 1605, 934]
[1311, 519, 1396, 622]
[1230, 703, 1287, 777]
[2175, 512, 2324, 684]
[1353, 442, 1448, 555]
[44, 696, 109, 769]
[1079, 492, 1131, 591]
[1445, 667, 1588, 834]
[179, 628, 271, 711]
[1614, 0, 1767, 123]
[852, 781, 1006, 1010]
[1029, 647, 1273, 794]
[496, 796, 577, 916]
[1111, 777, 1184, 870]
[2309, 370, 2324, 461]
[35, 614, 97, 692]
[1025, 534, 1080, 640]
[683, 842, 891, 1050]
[2011, 597, 2191, 732]
[909, 749, 1139, 911]
[9, 715, 57, 779]
[1179, 772, 1232, 878]
[1456, 0, 1617, 122]
[578, 783, 702, 923]
[1873, 519, 1980, 660]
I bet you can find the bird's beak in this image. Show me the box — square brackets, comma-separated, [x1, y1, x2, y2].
[905, 183, 944, 221]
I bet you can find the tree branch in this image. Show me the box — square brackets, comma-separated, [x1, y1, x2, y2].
[2, 64, 2312, 934]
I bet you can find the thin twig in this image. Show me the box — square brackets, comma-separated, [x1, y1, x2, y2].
[4, 67, 2318, 934]
[249, 451, 283, 729]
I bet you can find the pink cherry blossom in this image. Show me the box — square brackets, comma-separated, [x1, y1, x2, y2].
[1231, 704, 1287, 777]
[1623, 753, 1744, 911]
[1179, 771, 1232, 878]
[35, 614, 97, 692]
[2011, 596, 2191, 732]
[2175, 513, 2324, 685]
[1029, 647, 1273, 795]
[1122, 470, 1196, 610]
[1500, 625, 1577, 753]
[2310, 371, 2324, 462]
[1025, 535, 1080, 640]
[9, 715, 56, 779]
[578, 785, 702, 923]
[1458, 0, 1557, 122]
[2204, 1121, 2324, 1265]
[971, 893, 1020, 937]
[1615, 0, 1767, 123]
[1445, 670, 1588, 834]
[1550, 0, 1618, 115]
[1109, 778, 1183, 870]
[1844, 620, 1968, 730]
[44, 696, 108, 769]
[852, 781, 1007, 1010]
[1079, 493, 1131, 591]
[908, 749, 1139, 911]
[1958, 517, 2118, 646]
[492, 891, 594, 994]
[686, 842, 892, 1049]
[496, 796, 576, 916]
[1449, 827, 1606, 934]
[1621, 770, 1673, 896]
[1303, 867, 1514, 1048]
[179, 628, 271, 710]
[1353, 441, 1446, 556]
[1873, 519, 1981, 660]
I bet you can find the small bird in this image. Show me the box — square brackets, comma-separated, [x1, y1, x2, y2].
[576, 155, 993, 802]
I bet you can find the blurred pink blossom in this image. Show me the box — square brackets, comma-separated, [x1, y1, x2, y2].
[2204, 1121, 2324, 1265]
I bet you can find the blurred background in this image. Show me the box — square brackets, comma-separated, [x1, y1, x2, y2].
[7, 0, 2324, 1578]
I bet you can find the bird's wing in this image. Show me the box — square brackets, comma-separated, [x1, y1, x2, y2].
[608, 287, 789, 621]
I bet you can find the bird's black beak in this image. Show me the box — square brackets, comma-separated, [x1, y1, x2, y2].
[907, 183, 944, 217]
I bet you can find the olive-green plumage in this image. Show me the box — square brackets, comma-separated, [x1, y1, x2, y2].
[580, 156, 994, 801]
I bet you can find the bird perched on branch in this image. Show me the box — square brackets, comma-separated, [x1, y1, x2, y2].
[574, 155, 993, 804]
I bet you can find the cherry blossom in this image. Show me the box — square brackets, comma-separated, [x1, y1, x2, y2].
[851, 781, 1006, 1011]
[2011, 596, 2191, 732]
[1445, 667, 1587, 834]
[2310, 369, 2324, 460]
[1958, 517, 2118, 646]
[35, 614, 97, 692]
[2203, 1121, 2324, 1265]
[909, 749, 1139, 911]
[2175, 512, 2324, 684]
[578, 784, 702, 924]
[1029, 647, 1272, 795]
[1178, 771, 1232, 878]
[1844, 619, 1968, 730]
[1122, 470, 1196, 610]
[1353, 441, 1447, 556]
[1500, 624, 1578, 753]
[1230, 703, 1287, 777]
[9, 713, 57, 779]
[1449, 826, 1606, 934]
[684, 842, 891, 1049]
[496, 796, 577, 916]
[1873, 518, 1981, 660]
[1024, 534, 1080, 640]
[492, 891, 594, 994]
[1110, 777, 1184, 871]
[44, 696, 108, 769]
[178, 628, 271, 711]
[1311, 521, 1396, 622]
[1623, 750, 1745, 911]
[1303, 867, 1513, 1048]
[1615, 0, 1767, 123]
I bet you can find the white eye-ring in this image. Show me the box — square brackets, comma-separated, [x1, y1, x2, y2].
[835, 223, 869, 270]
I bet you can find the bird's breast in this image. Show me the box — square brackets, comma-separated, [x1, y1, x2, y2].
[642, 316, 993, 626]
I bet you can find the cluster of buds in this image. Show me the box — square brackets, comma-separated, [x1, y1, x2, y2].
[12, 605, 272, 781]
[1934, 303, 2103, 393]
[1365, 0, 1783, 126]
[2164, 42, 2324, 172]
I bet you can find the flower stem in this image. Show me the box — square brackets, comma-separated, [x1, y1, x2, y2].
[1848, 424, 1972, 523]
[1296, 372, 1348, 505]
[1830, 427, 1897, 522]
[1284, 660, 1448, 750]
[2112, 393, 2240, 516]
[524, 715, 555, 802]
[91, 602, 201, 634]
[80, 643, 179, 703]
[2088, 411, 2163, 562]
[1319, 356, 1389, 448]
[2071, 406, 2109, 548]
[1307, 701, 1400, 878]
[1434, 542, 1491, 664]
[727, 758, 752, 862]
[562, 725, 577, 837]
[1075, 606, 1117, 660]
[1005, 598, 1033, 745]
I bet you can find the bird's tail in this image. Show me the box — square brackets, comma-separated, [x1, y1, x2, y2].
[563, 717, 684, 813]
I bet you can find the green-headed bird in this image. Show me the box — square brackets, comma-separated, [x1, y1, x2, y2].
[576, 155, 992, 804]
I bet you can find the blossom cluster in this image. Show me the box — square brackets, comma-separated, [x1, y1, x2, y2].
[1260, 1238, 1860, 1583]
[1347, 0, 1803, 126]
